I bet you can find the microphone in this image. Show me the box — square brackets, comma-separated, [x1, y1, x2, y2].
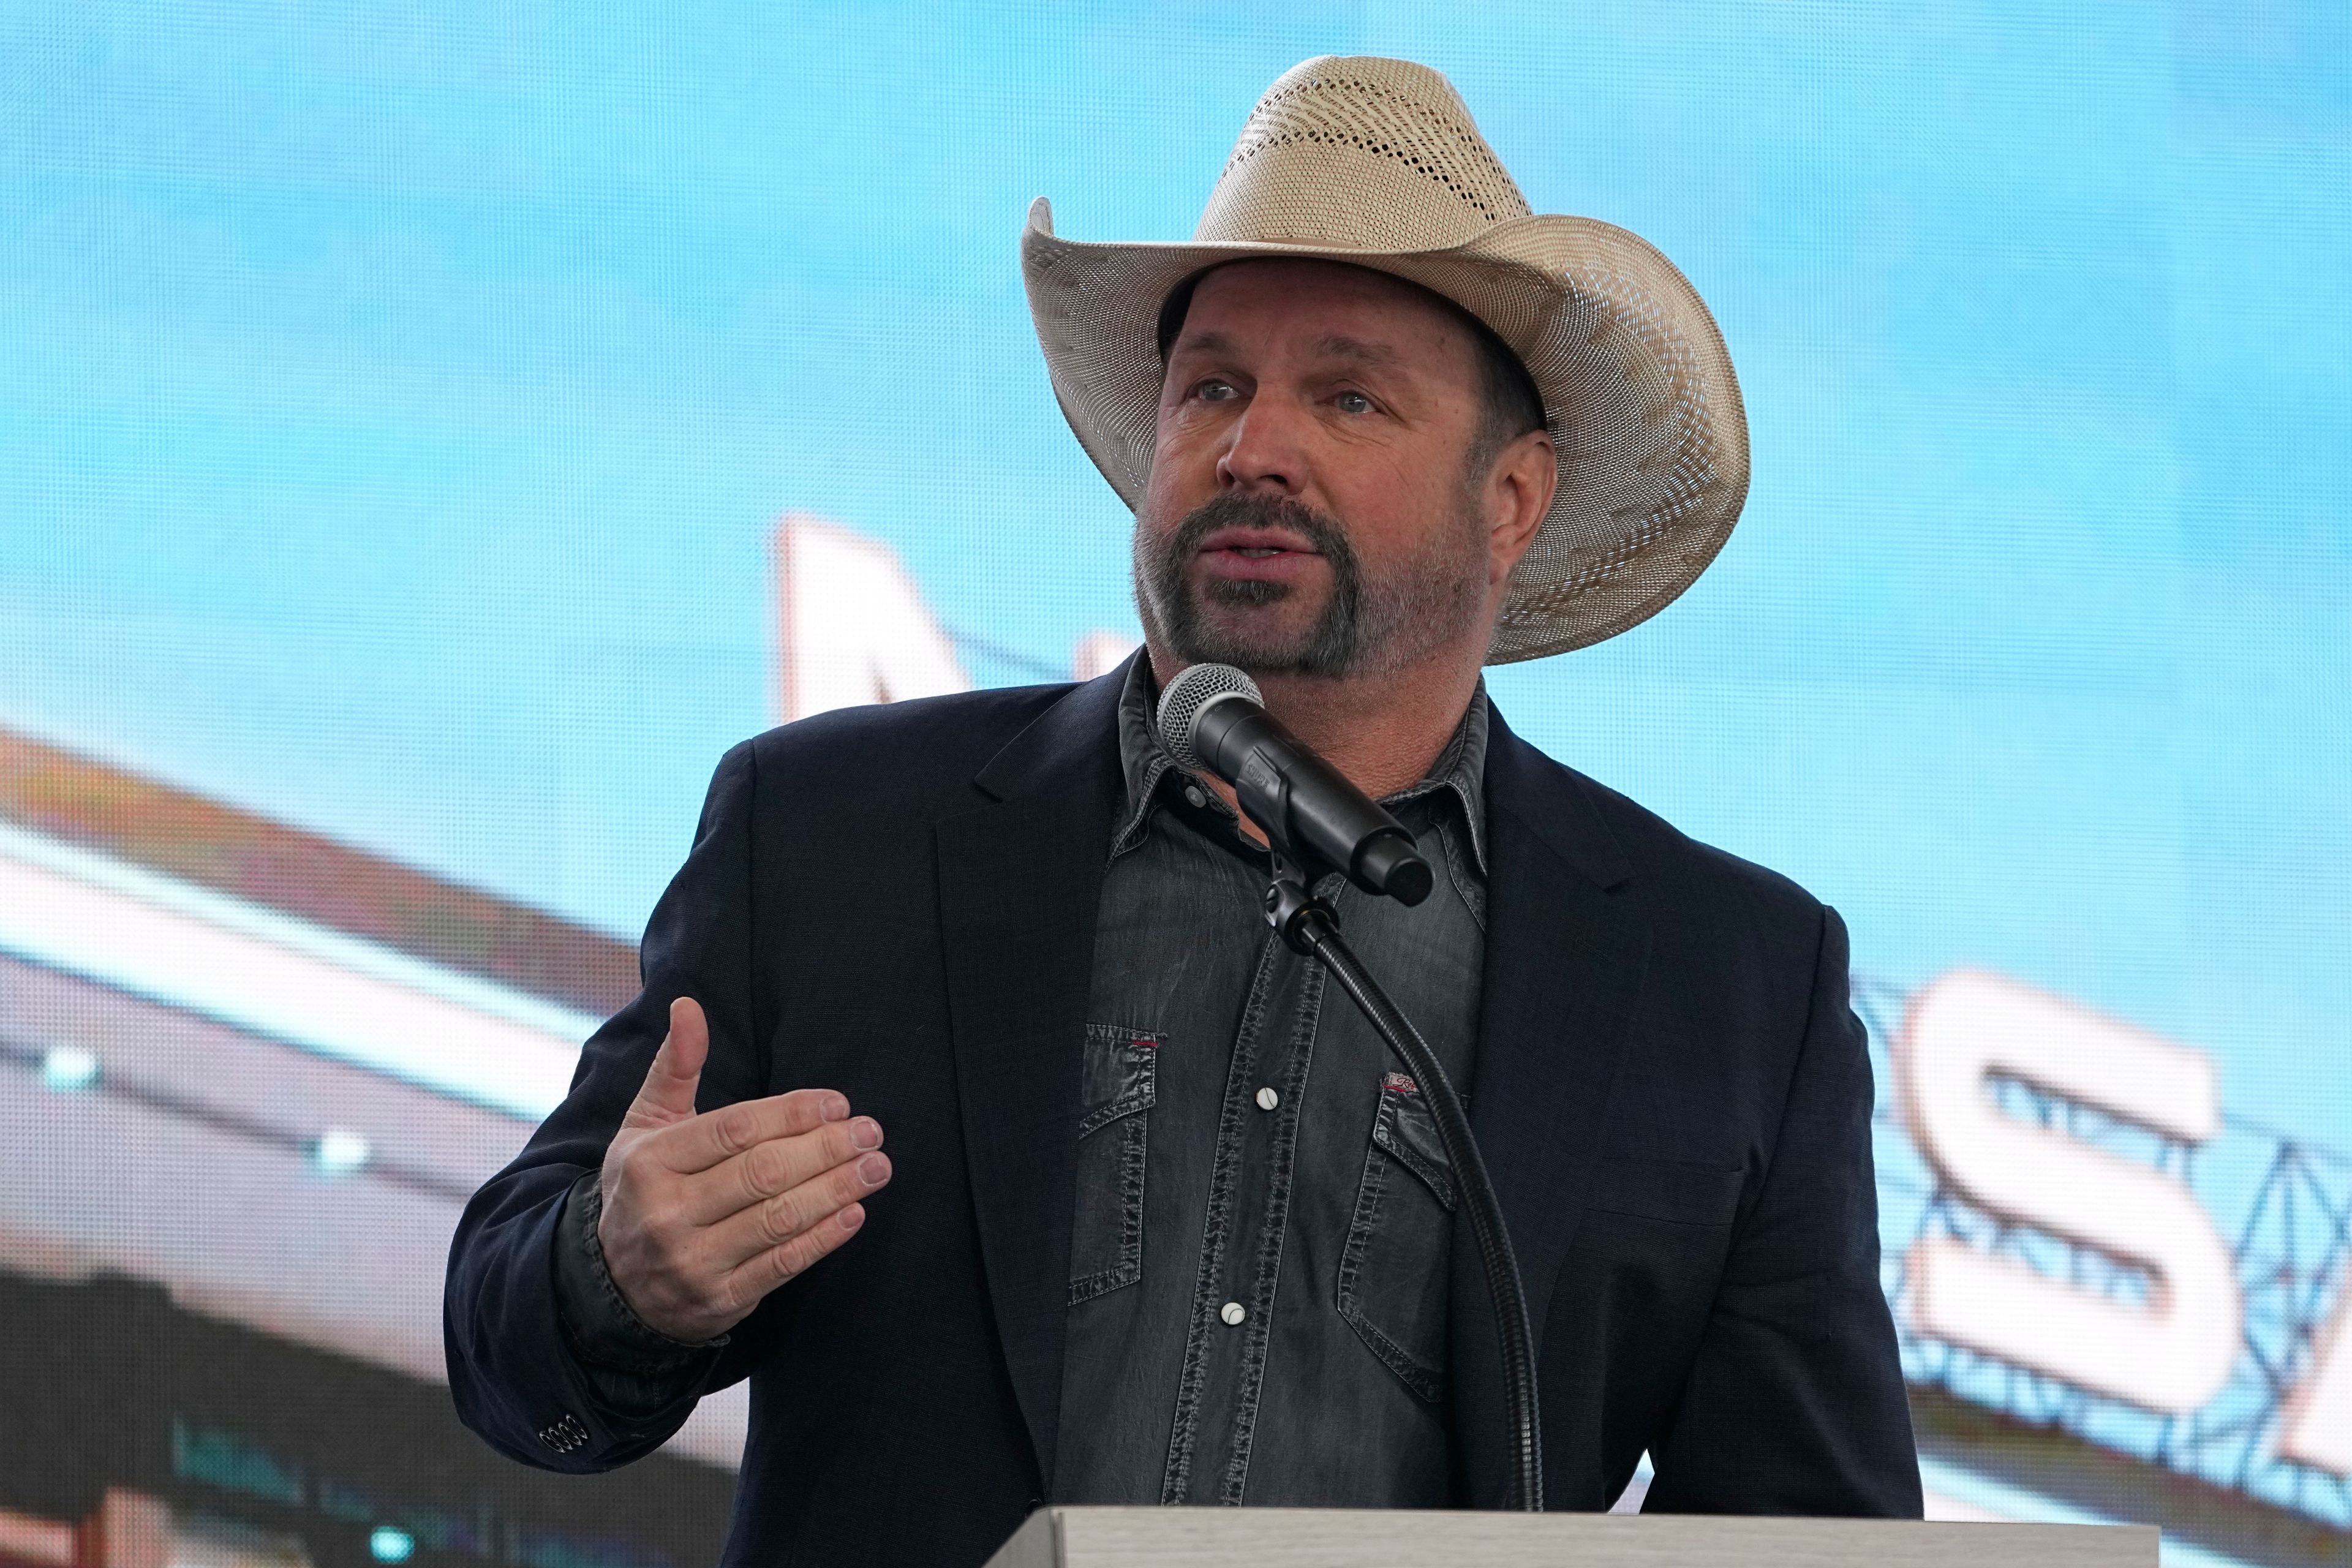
[1156, 663, 1434, 907]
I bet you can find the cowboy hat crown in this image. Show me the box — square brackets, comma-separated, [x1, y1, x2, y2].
[1194, 58, 1533, 249]
[1023, 56, 1749, 663]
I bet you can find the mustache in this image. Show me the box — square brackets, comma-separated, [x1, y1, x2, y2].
[1155, 492, 1361, 578]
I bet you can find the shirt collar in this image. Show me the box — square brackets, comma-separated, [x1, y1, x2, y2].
[1110, 655, 1490, 875]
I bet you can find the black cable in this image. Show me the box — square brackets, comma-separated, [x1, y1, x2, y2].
[1285, 902, 1545, 1511]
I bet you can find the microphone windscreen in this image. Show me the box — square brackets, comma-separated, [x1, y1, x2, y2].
[1155, 663, 1262, 775]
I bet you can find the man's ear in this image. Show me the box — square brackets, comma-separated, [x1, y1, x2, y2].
[1485, 428, 1556, 586]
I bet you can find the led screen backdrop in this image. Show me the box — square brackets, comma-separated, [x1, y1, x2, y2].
[2, 4, 2348, 1567]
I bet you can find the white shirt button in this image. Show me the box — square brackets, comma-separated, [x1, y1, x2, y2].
[1254, 1087, 1280, 1112]
[1219, 1301, 1247, 1326]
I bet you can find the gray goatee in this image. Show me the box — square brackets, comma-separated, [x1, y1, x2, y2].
[1134, 492, 1488, 679]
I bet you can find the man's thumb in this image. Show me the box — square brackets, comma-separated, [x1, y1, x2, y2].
[627, 996, 709, 1125]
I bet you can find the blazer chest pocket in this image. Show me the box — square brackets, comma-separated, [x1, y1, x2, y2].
[1069, 1025, 1160, 1304]
[1586, 1156, 1744, 1227]
[1336, 1072, 1455, 1403]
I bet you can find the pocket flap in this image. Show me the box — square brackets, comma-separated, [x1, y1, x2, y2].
[1372, 1073, 1455, 1211]
[1079, 1024, 1161, 1137]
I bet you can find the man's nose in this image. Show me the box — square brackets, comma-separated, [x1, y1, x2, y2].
[1215, 395, 1311, 498]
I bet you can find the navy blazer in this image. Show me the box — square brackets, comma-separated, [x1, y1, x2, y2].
[444, 666, 1921, 1566]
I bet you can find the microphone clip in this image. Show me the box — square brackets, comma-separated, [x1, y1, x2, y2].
[1261, 846, 1340, 957]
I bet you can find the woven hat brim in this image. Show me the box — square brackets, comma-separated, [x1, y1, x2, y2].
[1022, 198, 1749, 663]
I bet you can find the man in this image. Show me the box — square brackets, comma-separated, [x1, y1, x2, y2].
[445, 56, 1920, 1566]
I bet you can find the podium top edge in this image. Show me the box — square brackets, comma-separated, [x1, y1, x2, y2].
[984, 1507, 2158, 1568]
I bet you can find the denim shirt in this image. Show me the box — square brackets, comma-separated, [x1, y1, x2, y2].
[551, 663, 1488, 1507]
[1050, 660, 1487, 1507]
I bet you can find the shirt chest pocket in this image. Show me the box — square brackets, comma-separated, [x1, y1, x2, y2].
[1069, 1024, 1160, 1305]
[1335, 1072, 1455, 1404]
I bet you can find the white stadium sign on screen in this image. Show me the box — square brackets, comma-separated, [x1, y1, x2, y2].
[1895, 970, 2352, 1486]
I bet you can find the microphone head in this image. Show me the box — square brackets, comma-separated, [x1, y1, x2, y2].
[1156, 663, 1262, 775]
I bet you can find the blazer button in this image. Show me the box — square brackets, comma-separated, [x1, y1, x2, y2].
[538, 1414, 590, 1454]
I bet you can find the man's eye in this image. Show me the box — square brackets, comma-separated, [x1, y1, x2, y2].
[1334, 390, 1374, 415]
[1195, 379, 1237, 402]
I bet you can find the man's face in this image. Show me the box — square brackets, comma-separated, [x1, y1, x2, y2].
[1136, 260, 1511, 681]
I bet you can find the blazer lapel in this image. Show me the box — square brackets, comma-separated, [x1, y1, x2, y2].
[934, 667, 1127, 1492]
[1452, 704, 1653, 1506]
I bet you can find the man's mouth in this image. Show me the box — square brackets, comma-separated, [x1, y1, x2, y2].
[1195, 526, 1324, 581]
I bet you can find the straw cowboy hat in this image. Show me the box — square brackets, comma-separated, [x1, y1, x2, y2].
[1022, 55, 1749, 663]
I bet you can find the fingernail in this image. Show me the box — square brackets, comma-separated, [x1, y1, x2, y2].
[837, 1204, 865, 1232]
[821, 1095, 850, 1122]
[857, 1153, 890, 1186]
[849, 1117, 882, 1150]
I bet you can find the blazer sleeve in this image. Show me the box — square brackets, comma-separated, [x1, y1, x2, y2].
[1641, 904, 1924, 1517]
[442, 741, 781, 1472]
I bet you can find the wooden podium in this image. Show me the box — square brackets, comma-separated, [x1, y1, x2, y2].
[984, 1507, 2158, 1566]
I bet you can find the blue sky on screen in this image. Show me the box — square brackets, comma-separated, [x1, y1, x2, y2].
[0, 2, 2346, 1140]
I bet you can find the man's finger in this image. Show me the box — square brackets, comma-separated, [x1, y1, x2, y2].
[681, 1115, 883, 1226]
[622, 997, 710, 1129]
[717, 1201, 869, 1313]
[660, 1085, 851, 1174]
[704, 1148, 892, 1272]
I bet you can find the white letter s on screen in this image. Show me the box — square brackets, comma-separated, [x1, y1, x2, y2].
[1898, 970, 2239, 1414]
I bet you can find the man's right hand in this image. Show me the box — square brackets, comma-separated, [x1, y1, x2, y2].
[595, 997, 891, 1344]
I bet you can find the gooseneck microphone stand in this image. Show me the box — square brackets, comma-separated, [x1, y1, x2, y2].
[1163, 663, 1544, 1510]
[1261, 837, 1545, 1513]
